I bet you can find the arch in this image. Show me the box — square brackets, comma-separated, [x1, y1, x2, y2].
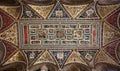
[97, 0, 120, 5]
[0, 0, 20, 6]
[60, 0, 93, 5]
[116, 43, 120, 61]
[0, 41, 5, 64]
[23, 0, 56, 6]
[95, 63, 120, 71]
[62, 63, 91, 71]
[29, 62, 58, 71]
[0, 62, 27, 71]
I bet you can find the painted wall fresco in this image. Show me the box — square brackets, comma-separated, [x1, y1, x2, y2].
[0, 0, 120, 71]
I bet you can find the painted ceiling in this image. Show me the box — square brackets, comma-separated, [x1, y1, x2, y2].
[0, 0, 120, 71]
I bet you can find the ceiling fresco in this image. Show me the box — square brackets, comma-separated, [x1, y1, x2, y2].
[0, 0, 120, 71]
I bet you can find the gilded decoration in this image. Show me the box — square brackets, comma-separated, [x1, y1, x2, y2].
[0, 0, 120, 71]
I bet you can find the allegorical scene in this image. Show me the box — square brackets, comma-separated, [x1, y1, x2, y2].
[0, 0, 120, 71]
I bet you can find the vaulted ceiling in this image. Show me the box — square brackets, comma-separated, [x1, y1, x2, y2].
[0, 0, 120, 71]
